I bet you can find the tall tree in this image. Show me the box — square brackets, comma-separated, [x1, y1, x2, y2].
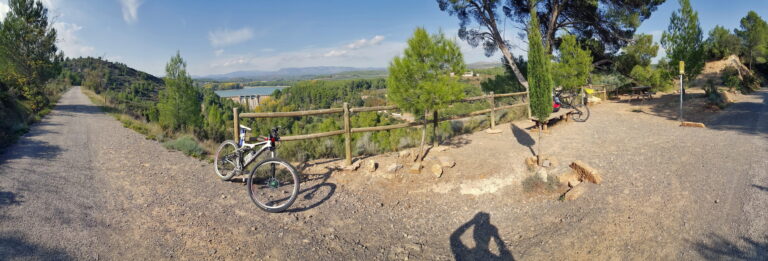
[552, 34, 592, 90]
[0, 0, 61, 112]
[705, 25, 741, 60]
[387, 28, 465, 161]
[157, 52, 201, 131]
[503, 0, 665, 63]
[661, 0, 704, 93]
[734, 11, 768, 70]
[481, 55, 527, 94]
[615, 34, 659, 76]
[437, 0, 529, 88]
[527, 4, 553, 164]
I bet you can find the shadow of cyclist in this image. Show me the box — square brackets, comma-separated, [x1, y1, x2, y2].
[450, 212, 514, 260]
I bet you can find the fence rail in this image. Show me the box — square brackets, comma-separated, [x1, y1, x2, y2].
[234, 91, 531, 165]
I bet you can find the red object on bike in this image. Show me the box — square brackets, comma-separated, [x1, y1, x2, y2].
[553, 103, 560, 108]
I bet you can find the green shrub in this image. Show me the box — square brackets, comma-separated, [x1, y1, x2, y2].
[163, 136, 206, 158]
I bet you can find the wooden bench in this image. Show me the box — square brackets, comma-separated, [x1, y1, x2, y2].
[630, 86, 653, 101]
[529, 108, 573, 131]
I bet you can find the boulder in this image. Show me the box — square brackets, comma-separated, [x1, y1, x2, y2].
[564, 184, 589, 200]
[366, 161, 378, 172]
[342, 160, 361, 171]
[438, 156, 455, 168]
[568, 179, 582, 188]
[386, 163, 403, 173]
[536, 168, 548, 182]
[525, 157, 537, 170]
[408, 163, 423, 174]
[431, 164, 443, 178]
[569, 161, 602, 184]
[558, 171, 580, 186]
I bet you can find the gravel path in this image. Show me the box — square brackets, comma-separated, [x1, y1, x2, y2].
[0, 86, 765, 260]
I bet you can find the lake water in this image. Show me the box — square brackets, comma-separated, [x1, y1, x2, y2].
[214, 86, 288, 97]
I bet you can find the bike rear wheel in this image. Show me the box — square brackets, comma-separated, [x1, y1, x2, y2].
[214, 140, 240, 181]
[247, 158, 300, 213]
[571, 98, 590, 122]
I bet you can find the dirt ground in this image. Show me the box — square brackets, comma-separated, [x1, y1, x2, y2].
[1, 86, 766, 260]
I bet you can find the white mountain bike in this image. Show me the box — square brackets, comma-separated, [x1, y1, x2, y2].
[214, 125, 300, 213]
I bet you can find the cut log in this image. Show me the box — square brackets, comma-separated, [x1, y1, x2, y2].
[680, 121, 706, 128]
[569, 161, 602, 184]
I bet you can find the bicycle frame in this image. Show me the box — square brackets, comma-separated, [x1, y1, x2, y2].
[237, 139, 276, 169]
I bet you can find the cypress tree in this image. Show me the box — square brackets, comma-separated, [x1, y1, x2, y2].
[527, 3, 554, 164]
[527, 4, 553, 124]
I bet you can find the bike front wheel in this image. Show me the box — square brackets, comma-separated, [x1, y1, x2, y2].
[214, 140, 240, 181]
[247, 158, 300, 213]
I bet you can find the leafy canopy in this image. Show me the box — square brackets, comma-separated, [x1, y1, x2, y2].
[705, 25, 741, 60]
[552, 34, 593, 90]
[0, 0, 61, 111]
[661, 0, 705, 82]
[615, 34, 659, 75]
[734, 11, 768, 69]
[503, 0, 665, 57]
[527, 5, 553, 122]
[387, 27, 466, 116]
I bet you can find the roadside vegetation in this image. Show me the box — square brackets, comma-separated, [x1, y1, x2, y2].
[0, 0, 71, 148]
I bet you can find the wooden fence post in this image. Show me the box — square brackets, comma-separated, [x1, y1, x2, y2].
[488, 91, 496, 129]
[432, 110, 438, 147]
[343, 102, 352, 166]
[233, 108, 240, 144]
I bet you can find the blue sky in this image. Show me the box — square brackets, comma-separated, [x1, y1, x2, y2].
[0, 0, 766, 76]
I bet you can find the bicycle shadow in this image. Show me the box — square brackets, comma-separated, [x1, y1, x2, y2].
[284, 166, 337, 213]
[450, 212, 514, 260]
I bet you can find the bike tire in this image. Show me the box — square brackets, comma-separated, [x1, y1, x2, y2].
[571, 100, 590, 122]
[214, 140, 240, 181]
[247, 157, 300, 213]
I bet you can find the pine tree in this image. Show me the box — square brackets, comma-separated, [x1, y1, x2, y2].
[661, 0, 705, 95]
[735, 11, 768, 70]
[387, 27, 465, 161]
[552, 34, 593, 91]
[157, 52, 201, 131]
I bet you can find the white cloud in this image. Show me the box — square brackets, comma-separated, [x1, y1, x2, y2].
[214, 49, 224, 56]
[54, 22, 95, 57]
[119, 0, 142, 24]
[323, 35, 386, 58]
[0, 2, 9, 21]
[208, 27, 254, 47]
[200, 36, 405, 75]
[346, 35, 385, 49]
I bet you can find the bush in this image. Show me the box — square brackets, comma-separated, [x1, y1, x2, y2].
[163, 136, 206, 158]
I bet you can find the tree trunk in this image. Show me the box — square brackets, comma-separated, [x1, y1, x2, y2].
[416, 115, 427, 162]
[537, 122, 542, 165]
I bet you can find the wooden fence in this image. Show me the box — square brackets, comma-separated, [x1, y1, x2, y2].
[233, 85, 609, 166]
[234, 91, 529, 165]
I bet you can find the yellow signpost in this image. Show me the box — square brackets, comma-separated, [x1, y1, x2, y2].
[679, 61, 684, 122]
[679, 61, 685, 75]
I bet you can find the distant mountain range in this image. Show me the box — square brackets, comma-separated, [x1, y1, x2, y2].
[196, 62, 503, 81]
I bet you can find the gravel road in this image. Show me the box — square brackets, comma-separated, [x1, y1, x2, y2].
[0, 86, 765, 260]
